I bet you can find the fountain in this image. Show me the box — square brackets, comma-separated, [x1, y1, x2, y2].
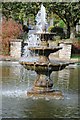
[20, 4, 70, 98]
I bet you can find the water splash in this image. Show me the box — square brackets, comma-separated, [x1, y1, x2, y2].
[2, 90, 27, 98]
[21, 4, 47, 60]
[36, 4, 47, 32]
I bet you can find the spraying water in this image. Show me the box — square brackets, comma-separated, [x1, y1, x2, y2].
[36, 4, 47, 32]
[21, 4, 47, 61]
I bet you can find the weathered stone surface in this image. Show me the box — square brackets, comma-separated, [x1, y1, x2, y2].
[59, 43, 72, 59]
[10, 39, 22, 59]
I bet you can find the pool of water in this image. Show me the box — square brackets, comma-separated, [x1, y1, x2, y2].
[0, 61, 80, 119]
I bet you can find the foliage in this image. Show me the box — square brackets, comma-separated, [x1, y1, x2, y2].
[71, 38, 80, 54]
[0, 17, 23, 55]
[45, 2, 80, 38]
[71, 54, 80, 58]
[72, 38, 80, 48]
[2, 17, 22, 41]
[48, 26, 54, 32]
[2, 2, 41, 24]
[49, 26, 65, 39]
[2, 2, 80, 38]
[57, 20, 65, 28]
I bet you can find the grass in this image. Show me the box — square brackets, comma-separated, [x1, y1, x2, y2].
[71, 54, 80, 58]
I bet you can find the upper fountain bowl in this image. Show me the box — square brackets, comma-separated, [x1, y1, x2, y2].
[28, 46, 62, 57]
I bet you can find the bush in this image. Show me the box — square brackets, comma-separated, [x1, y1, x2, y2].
[49, 26, 65, 39]
[48, 26, 54, 33]
[0, 17, 23, 55]
[58, 20, 65, 28]
[2, 17, 22, 41]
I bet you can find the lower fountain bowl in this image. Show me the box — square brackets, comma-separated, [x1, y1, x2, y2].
[20, 59, 69, 99]
[20, 61, 69, 72]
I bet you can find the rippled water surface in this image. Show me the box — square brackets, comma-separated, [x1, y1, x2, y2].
[0, 61, 80, 118]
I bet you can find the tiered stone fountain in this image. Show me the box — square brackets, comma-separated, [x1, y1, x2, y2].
[20, 4, 70, 97]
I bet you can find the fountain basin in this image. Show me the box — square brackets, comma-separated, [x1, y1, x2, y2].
[29, 46, 62, 57]
[28, 46, 62, 63]
[20, 61, 69, 94]
[20, 61, 69, 73]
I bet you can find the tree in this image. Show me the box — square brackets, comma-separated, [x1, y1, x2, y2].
[2, 2, 41, 25]
[2, 2, 80, 38]
[45, 2, 80, 38]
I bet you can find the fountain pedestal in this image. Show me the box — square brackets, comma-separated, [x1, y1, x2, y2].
[29, 70, 53, 94]
[28, 74, 53, 94]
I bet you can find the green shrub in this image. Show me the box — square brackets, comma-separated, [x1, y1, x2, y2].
[58, 20, 65, 28]
[49, 26, 65, 39]
[48, 26, 54, 32]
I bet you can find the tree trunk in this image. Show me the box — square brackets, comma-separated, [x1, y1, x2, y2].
[66, 22, 76, 39]
[49, 12, 54, 26]
[50, 18, 54, 26]
[70, 26, 76, 39]
[66, 23, 70, 38]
